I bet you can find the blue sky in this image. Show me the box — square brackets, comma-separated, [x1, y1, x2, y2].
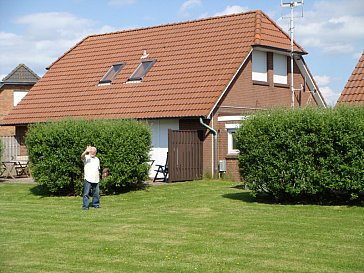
[1, 0, 363, 105]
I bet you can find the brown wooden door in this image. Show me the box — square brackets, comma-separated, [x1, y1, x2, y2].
[168, 129, 203, 182]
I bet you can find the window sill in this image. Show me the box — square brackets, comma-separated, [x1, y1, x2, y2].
[253, 80, 269, 86]
[274, 83, 289, 88]
[97, 82, 111, 86]
[226, 153, 239, 159]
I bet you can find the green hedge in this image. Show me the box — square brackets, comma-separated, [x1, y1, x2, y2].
[235, 106, 364, 203]
[25, 119, 151, 195]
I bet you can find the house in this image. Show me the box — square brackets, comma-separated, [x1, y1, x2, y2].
[0, 64, 40, 136]
[0, 11, 326, 181]
[336, 52, 364, 105]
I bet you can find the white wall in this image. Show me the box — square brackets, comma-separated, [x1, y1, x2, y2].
[148, 119, 179, 177]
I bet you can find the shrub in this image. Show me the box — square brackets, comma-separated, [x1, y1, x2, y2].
[235, 106, 364, 203]
[25, 119, 151, 195]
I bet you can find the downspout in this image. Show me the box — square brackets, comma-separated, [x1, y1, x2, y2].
[199, 117, 218, 178]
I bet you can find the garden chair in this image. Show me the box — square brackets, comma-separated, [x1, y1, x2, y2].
[153, 153, 168, 182]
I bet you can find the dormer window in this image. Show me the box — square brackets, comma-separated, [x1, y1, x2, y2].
[99, 62, 125, 84]
[128, 60, 156, 81]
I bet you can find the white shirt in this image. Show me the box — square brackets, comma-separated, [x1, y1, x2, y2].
[83, 154, 100, 183]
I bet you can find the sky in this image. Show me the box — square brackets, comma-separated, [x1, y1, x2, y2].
[1, 0, 363, 106]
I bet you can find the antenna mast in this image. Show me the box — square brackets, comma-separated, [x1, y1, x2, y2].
[281, 0, 304, 109]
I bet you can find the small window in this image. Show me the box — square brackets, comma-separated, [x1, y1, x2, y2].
[228, 129, 239, 154]
[13, 90, 28, 106]
[273, 53, 288, 84]
[226, 124, 241, 154]
[128, 60, 156, 81]
[252, 50, 267, 82]
[99, 63, 125, 84]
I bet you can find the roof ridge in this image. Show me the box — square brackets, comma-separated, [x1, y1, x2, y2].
[47, 10, 258, 70]
[254, 10, 262, 44]
[87, 10, 258, 39]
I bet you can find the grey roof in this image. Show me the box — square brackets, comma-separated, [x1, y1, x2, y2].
[1, 64, 40, 85]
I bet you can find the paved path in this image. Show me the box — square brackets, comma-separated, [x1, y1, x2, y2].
[0, 176, 35, 184]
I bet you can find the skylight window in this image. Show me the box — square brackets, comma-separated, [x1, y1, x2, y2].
[99, 62, 125, 84]
[128, 60, 156, 81]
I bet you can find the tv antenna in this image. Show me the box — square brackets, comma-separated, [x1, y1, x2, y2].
[280, 1, 304, 109]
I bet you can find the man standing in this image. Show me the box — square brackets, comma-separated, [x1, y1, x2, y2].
[81, 146, 100, 210]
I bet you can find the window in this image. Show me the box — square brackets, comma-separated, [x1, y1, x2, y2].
[252, 50, 267, 82]
[128, 60, 156, 81]
[226, 124, 241, 154]
[228, 130, 238, 154]
[13, 90, 28, 106]
[99, 63, 125, 84]
[273, 53, 288, 84]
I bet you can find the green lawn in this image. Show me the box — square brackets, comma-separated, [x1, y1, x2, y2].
[0, 180, 363, 273]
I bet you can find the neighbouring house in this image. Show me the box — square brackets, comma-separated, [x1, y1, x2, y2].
[336, 52, 364, 105]
[0, 11, 326, 181]
[0, 64, 40, 136]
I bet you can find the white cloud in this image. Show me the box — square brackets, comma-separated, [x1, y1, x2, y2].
[319, 86, 341, 106]
[16, 12, 94, 40]
[313, 75, 343, 106]
[214, 5, 248, 17]
[180, 0, 202, 16]
[278, 0, 364, 55]
[315, 75, 331, 86]
[0, 12, 117, 77]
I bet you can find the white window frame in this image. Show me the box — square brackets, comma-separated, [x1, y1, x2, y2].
[273, 53, 288, 84]
[252, 50, 267, 82]
[225, 124, 240, 154]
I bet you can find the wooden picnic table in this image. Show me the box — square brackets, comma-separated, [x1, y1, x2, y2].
[1, 160, 29, 179]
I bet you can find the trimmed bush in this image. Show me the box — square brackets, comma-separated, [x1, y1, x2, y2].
[25, 119, 151, 195]
[235, 106, 364, 203]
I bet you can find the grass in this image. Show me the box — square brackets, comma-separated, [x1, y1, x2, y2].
[0, 180, 363, 273]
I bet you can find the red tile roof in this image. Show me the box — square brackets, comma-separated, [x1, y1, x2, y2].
[337, 52, 364, 105]
[1, 10, 306, 125]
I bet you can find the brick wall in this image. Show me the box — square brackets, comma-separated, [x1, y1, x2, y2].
[0, 84, 31, 136]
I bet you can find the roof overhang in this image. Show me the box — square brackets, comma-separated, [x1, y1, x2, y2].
[251, 44, 307, 56]
[0, 81, 36, 89]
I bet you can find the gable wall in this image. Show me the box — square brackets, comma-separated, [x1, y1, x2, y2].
[214, 52, 318, 181]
